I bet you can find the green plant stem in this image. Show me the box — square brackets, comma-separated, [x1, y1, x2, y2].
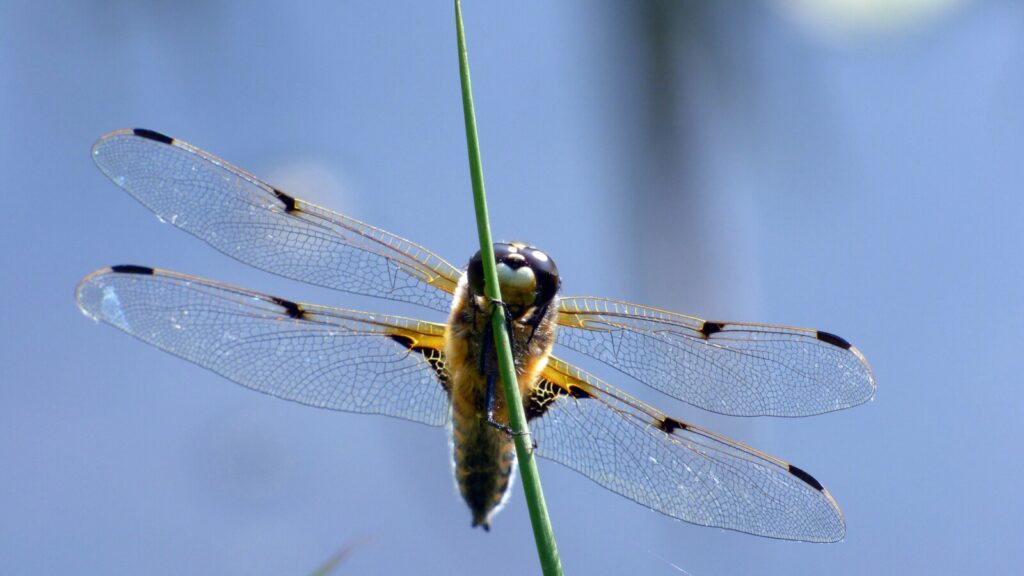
[453, 2, 563, 575]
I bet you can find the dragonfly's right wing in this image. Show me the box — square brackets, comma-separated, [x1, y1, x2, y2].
[528, 356, 845, 542]
[76, 265, 452, 426]
[556, 297, 874, 417]
[92, 129, 463, 314]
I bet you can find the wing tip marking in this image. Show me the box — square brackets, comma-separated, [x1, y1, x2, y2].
[788, 464, 825, 492]
[816, 330, 852, 350]
[110, 264, 155, 276]
[132, 128, 174, 145]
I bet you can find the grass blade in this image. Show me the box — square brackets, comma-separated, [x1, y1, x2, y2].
[453, 2, 563, 574]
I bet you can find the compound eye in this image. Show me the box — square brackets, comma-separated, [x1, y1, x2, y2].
[523, 248, 560, 305]
[467, 244, 517, 296]
[467, 250, 485, 296]
[466, 243, 560, 305]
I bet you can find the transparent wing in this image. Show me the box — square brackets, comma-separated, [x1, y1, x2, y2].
[91, 129, 462, 313]
[76, 265, 451, 426]
[556, 297, 875, 417]
[529, 356, 844, 542]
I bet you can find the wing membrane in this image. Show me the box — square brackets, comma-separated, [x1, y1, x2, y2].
[76, 265, 848, 541]
[76, 266, 451, 426]
[530, 356, 845, 542]
[557, 297, 875, 417]
[91, 129, 462, 313]
[91, 128, 873, 417]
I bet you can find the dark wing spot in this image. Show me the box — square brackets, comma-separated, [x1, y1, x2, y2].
[816, 330, 852, 350]
[657, 417, 687, 434]
[389, 334, 415, 349]
[526, 379, 559, 420]
[132, 128, 173, 145]
[271, 297, 305, 319]
[388, 335, 451, 394]
[272, 188, 298, 212]
[419, 347, 450, 394]
[788, 464, 825, 492]
[110, 264, 155, 276]
[700, 321, 724, 338]
[567, 386, 591, 399]
[526, 379, 594, 420]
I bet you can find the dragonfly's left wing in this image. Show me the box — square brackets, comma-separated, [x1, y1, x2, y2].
[91, 129, 463, 313]
[76, 266, 452, 426]
[556, 297, 875, 417]
[528, 355, 845, 542]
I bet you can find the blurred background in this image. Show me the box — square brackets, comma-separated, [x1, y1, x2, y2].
[2, 1, 1021, 574]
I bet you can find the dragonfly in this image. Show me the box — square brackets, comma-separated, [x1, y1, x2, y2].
[76, 128, 875, 543]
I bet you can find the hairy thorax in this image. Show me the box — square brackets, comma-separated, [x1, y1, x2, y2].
[443, 275, 559, 529]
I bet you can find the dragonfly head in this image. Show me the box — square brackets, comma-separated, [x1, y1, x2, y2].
[467, 242, 560, 320]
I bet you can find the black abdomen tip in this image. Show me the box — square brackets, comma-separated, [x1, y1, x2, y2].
[111, 264, 155, 275]
[816, 330, 852, 350]
[132, 128, 174, 145]
[788, 464, 825, 491]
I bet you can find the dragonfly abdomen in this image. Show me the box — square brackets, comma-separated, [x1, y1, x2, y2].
[451, 388, 517, 530]
[446, 303, 519, 529]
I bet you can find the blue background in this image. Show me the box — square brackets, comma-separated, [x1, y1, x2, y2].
[2, 1, 1021, 574]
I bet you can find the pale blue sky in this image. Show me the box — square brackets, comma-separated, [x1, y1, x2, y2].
[2, 1, 1021, 574]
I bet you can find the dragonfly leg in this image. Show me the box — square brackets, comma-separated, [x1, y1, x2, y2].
[485, 372, 516, 436]
[481, 297, 531, 447]
[484, 372, 533, 451]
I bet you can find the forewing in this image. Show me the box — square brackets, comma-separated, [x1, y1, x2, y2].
[528, 356, 845, 542]
[91, 129, 462, 313]
[76, 266, 451, 426]
[557, 297, 875, 417]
